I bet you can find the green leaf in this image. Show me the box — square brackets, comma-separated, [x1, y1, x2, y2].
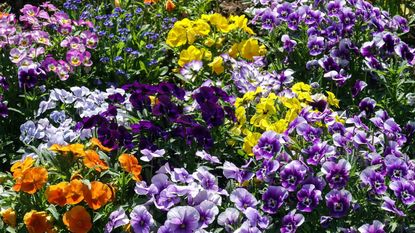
[93, 212, 103, 222]
[389, 221, 398, 232]
[6, 107, 25, 116]
[159, 66, 169, 76]
[6, 226, 15, 233]
[139, 61, 147, 73]
[47, 205, 60, 220]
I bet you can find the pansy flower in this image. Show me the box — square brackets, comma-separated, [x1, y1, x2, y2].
[83, 181, 113, 210]
[24, 210, 54, 233]
[63, 206, 92, 233]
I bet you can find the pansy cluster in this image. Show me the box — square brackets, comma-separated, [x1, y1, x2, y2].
[224, 54, 295, 94]
[251, 0, 415, 112]
[19, 86, 130, 149]
[1, 3, 98, 88]
[167, 13, 267, 75]
[20, 81, 235, 157]
[0, 139, 126, 232]
[221, 89, 414, 232]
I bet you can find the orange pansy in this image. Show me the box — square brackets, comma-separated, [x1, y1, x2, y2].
[63, 206, 92, 233]
[165, 0, 176, 12]
[83, 150, 109, 172]
[49, 144, 85, 157]
[65, 179, 86, 205]
[0, 13, 9, 19]
[130, 167, 143, 181]
[118, 154, 142, 181]
[45, 182, 68, 207]
[1, 208, 16, 227]
[11, 157, 35, 178]
[90, 138, 113, 152]
[84, 181, 113, 210]
[13, 167, 48, 194]
[144, 0, 158, 4]
[24, 210, 55, 233]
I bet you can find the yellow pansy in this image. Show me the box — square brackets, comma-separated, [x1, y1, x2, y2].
[239, 38, 262, 60]
[166, 19, 193, 47]
[215, 37, 225, 48]
[204, 38, 215, 47]
[292, 82, 311, 93]
[208, 13, 231, 33]
[268, 119, 289, 133]
[230, 126, 242, 136]
[243, 91, 256, 102]
[259, 44, 267, 55]
[178, 45, 203, 67]
[201, 48, 212, 61]
[166, 18, 210, 47]
[235, 97, 244, 109]
[166, 27, 186, 47]
[285, 108, 299, 123]
[250, 96, 277, 127]
[229, 15, 255, 34]
[201, 14, 212, 21]
[192, 19, 210, 36]
[241, 87, 262, 102]
[229, 43, 239, 58]
[292, 82, 312, 102]
[242, 131, 261, 156]
[235, 106, 247, 125]
[326, 91, 340, 108]
[281, 97, 301, 110]
[209, 56, 224, 75]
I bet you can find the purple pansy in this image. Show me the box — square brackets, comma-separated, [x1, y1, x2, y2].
[244, 207, 269, 229]
[358, 220, 385, 233]
[66, 49, 84, 67]
[260, 9, 278, 30]
[360, 167, 387, 195]
[282, 35, 297, 53]
[195, 150, 221, 164]
[262, 186, 288, 214]
[296, 184, 322, 212]
[230, 188, 258, 211]
[352, 80, 368, 97]
[130, 205, 154, 233]
[195, 200, 219, 228]
[308, 36, 325, 56]
[389, 179, 415, 205]
[381, 196, 406, 217]
[105, 207, 129, 233]
[223, 161, 254, 184]
[180, 60, 203, 81]
[277, 2, 293, 20]
[322, 159, 351, 189]
[302, 141, 335, 166]
[325, 189, 352, 218]
[384, 154, 408, 180]
[217, 208, 240, 232]
[255, 159, 279, 182]
[280, 210, 305, 233]
[253, 130, 282, 160]
[164, 206, 200, 233]
[280, 160, 308, 192]
[140, 148, 165, 162]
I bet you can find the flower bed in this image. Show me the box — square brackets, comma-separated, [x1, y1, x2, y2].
[0, 0, 414, 232]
